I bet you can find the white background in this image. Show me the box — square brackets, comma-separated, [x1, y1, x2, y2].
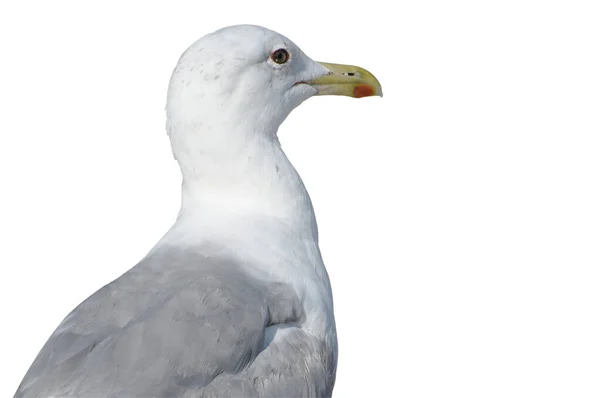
[1, 1, 599, 397]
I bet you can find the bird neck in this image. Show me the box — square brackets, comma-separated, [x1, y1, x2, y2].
[173, 126, 318, 241]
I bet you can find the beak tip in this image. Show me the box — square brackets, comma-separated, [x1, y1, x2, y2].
[352, 84, 383, 98]
[353, 85, 375, 98]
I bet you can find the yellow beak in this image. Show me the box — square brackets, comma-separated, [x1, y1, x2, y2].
[306, 62, 383, 98]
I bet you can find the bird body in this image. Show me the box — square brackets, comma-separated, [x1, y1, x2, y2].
[15, 25, 381, 397]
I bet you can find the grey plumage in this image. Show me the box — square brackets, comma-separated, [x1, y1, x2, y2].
[15, 245, 336, 397]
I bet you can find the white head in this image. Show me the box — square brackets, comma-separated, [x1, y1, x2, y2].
[165, 25, 381, 181]
[167, 26, 327, 136]
[164, 25, 381, 225]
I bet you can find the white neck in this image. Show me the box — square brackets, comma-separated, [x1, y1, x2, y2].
[169, 120, 316, 234]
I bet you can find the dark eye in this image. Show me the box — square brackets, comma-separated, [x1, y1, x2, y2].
[270, 48, 290, 65]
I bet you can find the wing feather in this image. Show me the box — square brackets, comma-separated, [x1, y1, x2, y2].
[15, 247, 333, 397]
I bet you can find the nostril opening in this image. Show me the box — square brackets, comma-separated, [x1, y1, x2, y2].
[344, 72, 355, 76]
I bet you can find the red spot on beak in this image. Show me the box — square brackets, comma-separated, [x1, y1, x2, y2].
[353, 84, 375, 98]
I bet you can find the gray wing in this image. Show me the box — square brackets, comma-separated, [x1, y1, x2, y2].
[15, 246, 335, 397]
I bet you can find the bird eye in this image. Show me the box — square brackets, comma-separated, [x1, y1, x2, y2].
[270, 48, 290, 65]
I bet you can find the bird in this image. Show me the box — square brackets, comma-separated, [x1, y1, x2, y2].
[14, 24, 382, 397]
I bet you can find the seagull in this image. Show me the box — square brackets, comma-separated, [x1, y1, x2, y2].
[15, 25, 382, 398]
